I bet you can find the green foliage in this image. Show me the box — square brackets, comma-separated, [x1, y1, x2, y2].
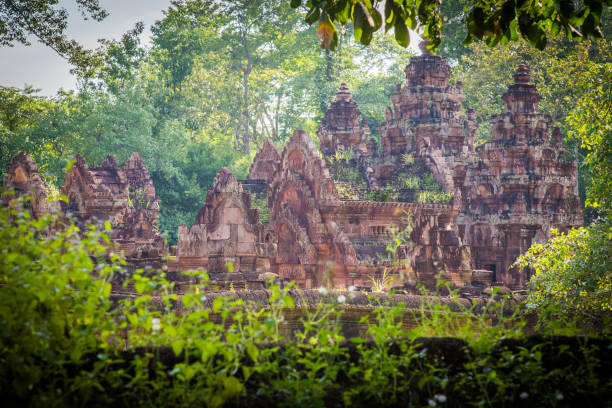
[403, 176, 419, 189]
[0, 86, 58, 185]
[251, 196, 270, 224]
[327, 150, 366, 187]
[335, 182, 361, 200]
[453, 37, 610, 143]
[293, 0, 608, 51]
[420, 172, 441, 191]
[0, 203, 609, 406]
[516, 218, 612, 332]
[417, 190, 454, 204]
[566, 60, 612, 214]
[0, 196, 124, 402]
[366, 189, 392, 202]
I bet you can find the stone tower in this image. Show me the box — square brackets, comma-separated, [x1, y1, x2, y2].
[318, 83, 370, 155]
[457, 65, 582, 288]
[377, 41, 478, 191]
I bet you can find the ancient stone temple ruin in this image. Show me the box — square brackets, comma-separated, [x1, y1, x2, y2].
[456, 64, 582, 287]
[3, 152, 167, 269]
[3, 46, 582, 292]
[170, 167, 275, 288]
[3, 152, 51, 218]
[225, 50, 580, 290]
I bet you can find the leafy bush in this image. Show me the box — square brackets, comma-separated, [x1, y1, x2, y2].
[516, 218, 612, 332]
[1, 197, 610, 407]
[0, 196, 124, 404]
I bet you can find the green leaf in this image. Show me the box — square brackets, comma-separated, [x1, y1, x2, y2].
[246, 341, 259, 362]
[306, 7, 321, 25]
[164, 324, 177, 337]
[384, 0, 394, 24]
[223, 376, 244, 396]
[183, 293, 193, 308]
[369, 7, 383, 31]
[213, 296, 223, 313]
[394, 17, 409, 47]
[334, 0, 351, 24]
[282, 295, 294, 307]
[290, 0, 301, 8]
[172, 339, 185, 355]
[353, 2, 367, 42]
[103, 282, 111, 297]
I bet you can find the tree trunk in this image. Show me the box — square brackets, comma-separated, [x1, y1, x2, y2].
[241, 31, 253, 152]
[325, 47, 333, 82]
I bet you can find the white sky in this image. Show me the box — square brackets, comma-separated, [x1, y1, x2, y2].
[0, 0, 171, 96]
[0, 1, 421, 96]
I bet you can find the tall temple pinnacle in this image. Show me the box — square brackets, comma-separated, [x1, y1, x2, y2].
[502, 64, 541, 114]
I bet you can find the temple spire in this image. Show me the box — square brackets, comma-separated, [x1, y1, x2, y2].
[501, 64, 541, 114]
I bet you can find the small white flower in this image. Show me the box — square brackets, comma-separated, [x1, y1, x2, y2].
[337, 295, 346, 303]
[347, 285, 356, 291]
[317, 287, 328, 295]
[428, 399, 437, 407]
[151, 317, 161, 331]
[556, 393, 564, 401]
[520, 392, 529, 399]
[434, 394, 447, 403]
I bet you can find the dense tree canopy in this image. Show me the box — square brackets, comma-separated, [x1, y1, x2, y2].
[0, 0, 611, 351]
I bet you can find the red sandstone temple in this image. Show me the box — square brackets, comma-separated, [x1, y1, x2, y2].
[3, 47, 582, 292]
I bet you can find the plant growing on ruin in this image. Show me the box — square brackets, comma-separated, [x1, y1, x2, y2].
[371, 216, 414, 291]
[369, 268, 395, 292]
[333, 148, 354, 163]
[401, 153, 414, 165]
[366, 189, 392, 202]
[403, 176, 420, 189]
[417, 191, 454, 204]
[128, 187, 150, 209]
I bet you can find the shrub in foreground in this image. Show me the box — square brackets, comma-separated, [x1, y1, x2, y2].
[1, 198, 610, 407]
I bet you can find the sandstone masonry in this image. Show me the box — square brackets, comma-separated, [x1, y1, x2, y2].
[4, 48, 582, 292]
